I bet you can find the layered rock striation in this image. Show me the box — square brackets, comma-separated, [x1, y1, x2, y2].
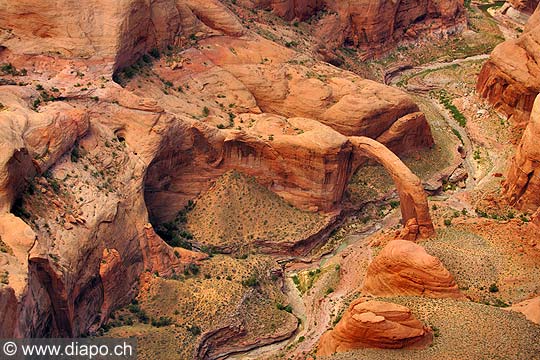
[508, 0, 540, 15]
[0, 0, 243, 71]
[363, 240, 464, 299]
[477, 5, 540, 126]
[0, 0, 435, 340]
[504, 94, 540, 211]
[246, 0, 466, 57]
[317, 298, 433, 356]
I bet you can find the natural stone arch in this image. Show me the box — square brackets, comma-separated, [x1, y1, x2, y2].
[349, 136, 435, 239]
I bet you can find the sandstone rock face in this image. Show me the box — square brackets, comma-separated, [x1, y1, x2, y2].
[317, 298, 433, 356]
[0, 287, 18, 338]
[247, 0, 466, 56]
[510, 296, 540, 324]
[397, 218, 423, 241]
[0, 0, 242, 71]
[533, 208, 540, 227]
[143, 110, 356, 222]
[504, 95, 540, 211]
[477, 5, 540, 125]
[143, 34, 434, 221]
[363, 240, 464, 299]
[0, 0, 434, 339]
[508, 0, 540, 15]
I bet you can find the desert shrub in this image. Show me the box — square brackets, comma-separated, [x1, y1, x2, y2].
[151, 316, 172, 327]
[277, 303, 293, 313]
[187, 325, 201, 336]
[71, 144, 82, 162]
[325, 287, 334, 295]
[242, 274, 260, 287]
[149, 48, 160, 59]
[438, 90, 467, 127]
[184, 263, 199, 276]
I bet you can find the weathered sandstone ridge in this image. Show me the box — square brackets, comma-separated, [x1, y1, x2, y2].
[363, 240, 464, 299]
[245, 0, 466, 57]
[317, 298, 433, 356]
[504, 95, 540, 211]
[0, 0, 243, 71]
[500, 1, 539, 24]
[142, 35, 434, 221]
[0, 0, 434, 340]
[477, 5, 540, 126]
[508, 0, 540, 15]
[478, 5, 540, 214]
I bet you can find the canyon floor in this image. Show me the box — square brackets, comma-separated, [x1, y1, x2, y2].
[88, 2, 540, 359]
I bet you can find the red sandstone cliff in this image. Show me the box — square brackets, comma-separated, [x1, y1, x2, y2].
[478, 4, 540, 217]
[504, 95, 540, 211]
[245, 0, 466, 57]
[508, 0, 540, 15]
[477, 5, 540, 126]
[0, 0, 434, 339]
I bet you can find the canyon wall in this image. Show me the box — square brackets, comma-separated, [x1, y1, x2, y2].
[504, 95, 540, 211]
[245, 0, 466, 56]
[0, 0, 243, 72]
[0, 0, 435, 339]
[477, 5, 540, 126]
[478, 4, 540, 214]
[508, 0, 540, 15]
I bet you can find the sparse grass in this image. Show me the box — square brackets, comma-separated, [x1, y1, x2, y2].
[103, 254, 296, 359]
[186, 171, 328, 253]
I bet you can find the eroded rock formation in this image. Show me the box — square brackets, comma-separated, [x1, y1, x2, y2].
[0, 0, 243, 71]
[351, 137, 435, 239]
[477, 5, 540, 126]
[0, 0, 434, 340]
[508, 0, 540, 15]
[363, 240, 464, 299]
[504, 95, 540, 211]
[245, 0, 466, 57]
[142, 34, 434, 221]
[317, 298, 433, 356]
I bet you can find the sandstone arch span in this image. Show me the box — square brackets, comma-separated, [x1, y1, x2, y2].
[349, 136, 435, 239]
